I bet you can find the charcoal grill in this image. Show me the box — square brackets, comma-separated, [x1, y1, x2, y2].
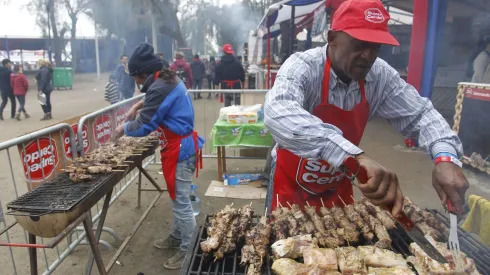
[181, 210, 490, 275]
[0, 140, 161, 275]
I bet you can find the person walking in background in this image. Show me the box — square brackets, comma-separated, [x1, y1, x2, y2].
[114, 55, 136, 100]
[190, 54, 205, 100]
[170, 52, 193, 89]
[159, 52, 170, 69]
[214, 44, 245, 107]
[0, 59, 16, 120]
[36, 59, 53, 121]
[205, 56, 217, 99]
[10, 65, 30, 120]
[471, 35, 490, 84]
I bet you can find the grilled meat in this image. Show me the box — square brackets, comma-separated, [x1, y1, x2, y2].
[200, 205, 238, 253]
[280, 207, 300, 236]
[358, 246, 407, 268]
[336, 246, 367, 274]
[271, 234, 318, 259]
[241, 215, 271, 275]
[404, 198, 449, 239]
[303, 247, 338, 270]
[354, 201, 392, 248]
[214, 216, 239, 260]
[271, 208, 289, 241]
[409, 236, 480, 275]
[344, 204, 375, 241]
[367, 266, 416, 275]
[290, 204, 316, 235]
[272, 258, 343, 275]
[361, 199, 396, 230]
[331, 206, 360, 243]
[305, 205, 343, 248]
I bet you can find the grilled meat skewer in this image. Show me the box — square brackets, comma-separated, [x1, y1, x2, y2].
[354, 201, 392, 249]
[305, 205, 343, 248]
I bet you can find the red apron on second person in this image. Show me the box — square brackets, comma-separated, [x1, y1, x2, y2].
[152, 71, 203, 200]
[271, 57, 369, 211]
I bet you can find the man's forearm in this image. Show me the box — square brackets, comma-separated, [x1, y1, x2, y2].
[134, 100, 144, 111]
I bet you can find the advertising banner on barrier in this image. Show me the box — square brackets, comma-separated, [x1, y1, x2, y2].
[16, 101, 137, 190]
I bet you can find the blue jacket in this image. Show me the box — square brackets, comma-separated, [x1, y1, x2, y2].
[114, 64, 136, 92]
[124, 73, 205, 161]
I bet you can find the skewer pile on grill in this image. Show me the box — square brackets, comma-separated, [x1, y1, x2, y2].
[270, 197, 395, 250]
[65, 135, 158, 182]
[199, 197, 483, 274]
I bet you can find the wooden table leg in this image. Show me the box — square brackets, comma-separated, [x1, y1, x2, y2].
[217, 146, 223, 181]
[222, 146, 227, 173]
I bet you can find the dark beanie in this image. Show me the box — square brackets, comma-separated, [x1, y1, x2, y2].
[128, 43, 163, 76]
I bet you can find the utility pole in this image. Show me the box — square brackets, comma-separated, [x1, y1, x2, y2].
[93, 1, 100, 79]
[151, 9, 158, 53]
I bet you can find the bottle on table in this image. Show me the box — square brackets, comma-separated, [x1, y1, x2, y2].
[190, 184, 201, 216]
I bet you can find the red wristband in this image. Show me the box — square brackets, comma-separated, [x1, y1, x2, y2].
[434, 156, 462, 168]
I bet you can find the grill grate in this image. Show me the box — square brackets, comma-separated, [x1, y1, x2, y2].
[182, 210, 490, 275]
[7, 140, 159, 214]
[7, 172, 115, 213]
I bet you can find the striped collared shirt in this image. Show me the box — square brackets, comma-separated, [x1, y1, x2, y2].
[264, 45, 462, 167]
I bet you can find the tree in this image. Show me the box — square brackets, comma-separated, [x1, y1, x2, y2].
[63, 0, 90, 71]
[28, 0, 68, 66]
[150, 0, 187, 47]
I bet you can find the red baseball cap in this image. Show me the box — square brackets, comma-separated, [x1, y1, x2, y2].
[331, 0, 399, 46]
[222, 44, 234, 54]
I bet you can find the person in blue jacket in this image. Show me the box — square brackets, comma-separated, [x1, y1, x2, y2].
[115, 43, 204, 270]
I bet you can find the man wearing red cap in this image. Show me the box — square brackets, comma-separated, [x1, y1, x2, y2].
[264, 0, 469, 216]
[215, 44, 245, 107]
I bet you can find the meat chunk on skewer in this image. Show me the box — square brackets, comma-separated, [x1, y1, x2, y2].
[214, 204, 253, 260]
[290, 204, 316, 234]
[305, 205, 343, 248]
[354, 201, 392, 248]
[200, 205, 238, 253]
[344, 204, 374, 241]
[361, 199, 396, 230]
[280, 207, 300, 236]
[241, 215, 271, 275]
[330, 206, 360, 243]
[404, 198, 449, 239]
[271, 208, 289, 241]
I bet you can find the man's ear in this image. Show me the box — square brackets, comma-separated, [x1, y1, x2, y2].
[327, 30, 337, 45]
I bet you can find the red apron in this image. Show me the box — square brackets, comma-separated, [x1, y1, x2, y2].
[153, 72, 203, 200]
[219, 80, 241, 103]
[271, 57, 369, 211]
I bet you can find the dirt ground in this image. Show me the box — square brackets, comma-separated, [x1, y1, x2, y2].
[0, 73, 489, 275]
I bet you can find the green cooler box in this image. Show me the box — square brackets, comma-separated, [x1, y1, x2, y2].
[52, 67, 73, 90]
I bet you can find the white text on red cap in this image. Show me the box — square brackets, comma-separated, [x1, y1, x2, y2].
[364, 8, 385, 23]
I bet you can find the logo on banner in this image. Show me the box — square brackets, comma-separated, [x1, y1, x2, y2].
[21, 137, 59, 181]
[464, 87, 490, 102]
[259, 128, 269, 137]
[63, 124, 89, 159]
[244, 130, 255, 136]
[365, 8, 384, 23]
[93, 114, 113, 145]
[231, 128, 240, 137]
[115, 107, 129, 128]
[296, 159, 344, 194]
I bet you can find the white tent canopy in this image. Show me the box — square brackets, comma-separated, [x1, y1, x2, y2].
[257, 0, 326, 38]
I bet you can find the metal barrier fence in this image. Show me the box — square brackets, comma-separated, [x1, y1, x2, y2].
[0, 88, 267, 275]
